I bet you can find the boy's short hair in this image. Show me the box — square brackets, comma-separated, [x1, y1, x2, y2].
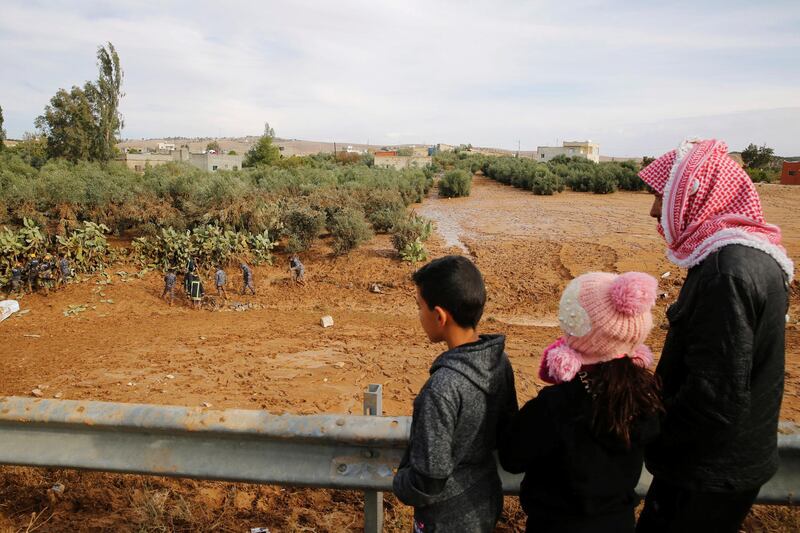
[412, 255, 486, 328]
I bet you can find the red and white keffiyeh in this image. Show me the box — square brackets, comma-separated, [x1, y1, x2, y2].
[639, 138, 794, 280]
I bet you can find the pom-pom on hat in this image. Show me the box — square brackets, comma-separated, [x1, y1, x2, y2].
[539, 272, 658, 384]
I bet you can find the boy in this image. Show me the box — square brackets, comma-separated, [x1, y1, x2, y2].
[393, 255, 518, 532]
[215, 265, 228, 299]
[289, 255, 305, 285]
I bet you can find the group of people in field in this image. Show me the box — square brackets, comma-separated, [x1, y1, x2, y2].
[5, 253, 72, 297]
[160, 254, 305, 309]
[392, 138, 792, 533]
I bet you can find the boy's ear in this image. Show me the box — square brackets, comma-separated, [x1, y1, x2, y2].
[433, 306, 449, 328]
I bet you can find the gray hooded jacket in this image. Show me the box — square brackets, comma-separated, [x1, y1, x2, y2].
[393, 334, 518, 531]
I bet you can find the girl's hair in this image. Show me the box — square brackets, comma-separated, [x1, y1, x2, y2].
[585, 357, 663, 449]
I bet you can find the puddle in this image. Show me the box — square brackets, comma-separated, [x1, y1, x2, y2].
[417, 193, 471, 255]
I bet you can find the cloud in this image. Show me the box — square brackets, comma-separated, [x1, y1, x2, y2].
[0, 0, 798, 155]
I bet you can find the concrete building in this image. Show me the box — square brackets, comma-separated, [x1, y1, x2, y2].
[118, 153, 174, 172]
[781, 161, 800, 185]
[374, 151, 432, 170]
[536, 140, 600, 163]
[187, 151, 243, 172]
[157, 142, 176, 152]
[118, 146, 244, 173]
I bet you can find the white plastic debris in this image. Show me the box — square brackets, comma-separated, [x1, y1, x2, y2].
[660, 272, 671, 279]
[31, 388, 43, 398]
[251, 528, 270, 533]
[320, 315, 334, 328]
[0, 300, 20, 323]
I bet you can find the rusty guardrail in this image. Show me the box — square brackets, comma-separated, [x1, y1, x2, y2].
[0, 395, 797, 530]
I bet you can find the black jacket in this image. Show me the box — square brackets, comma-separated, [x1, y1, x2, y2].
[645, 244, 789, 492]
[393, 335, 518, 531]
[499, 378, 659, 533]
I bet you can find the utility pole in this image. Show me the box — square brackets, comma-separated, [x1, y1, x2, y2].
[517, 140, 521, 158]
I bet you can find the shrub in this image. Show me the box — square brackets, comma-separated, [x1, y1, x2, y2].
[532, 171, 563, 196]
[400, 237, 427, 262]
[391, 214, 432, 262]
[590, 168, 618, 194]
[56, 221, 114, 272]
[439, 169, 472, 198]
[282, 205, 326, 253]
[1, 219, 114, 288]
[131, 225, 276, 270]
[747, 168, 780, 183]
[363, 190, 405, 233]
[328, 207, 373, 255]
[564, 169, 593, 192]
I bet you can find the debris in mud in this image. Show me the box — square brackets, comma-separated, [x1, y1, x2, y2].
[333, 361, 345, 369]
[250, 528, 270, 533]
[661, 271, 671, 278]
[369, 283, 383, 293]
[166, 374, 175, 380]
[230, 302, 261, 312]
[23, 334, 41, 338]
[320, 315, 334, 328]
[31, 388, 43, 398]
[202, 402, 212, 408]
[50, 483, 65, 494]
[63, 304, 88, 317]
[54, 392, 63, 398]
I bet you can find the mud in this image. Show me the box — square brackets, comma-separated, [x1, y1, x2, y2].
[1, 175, 799, 531]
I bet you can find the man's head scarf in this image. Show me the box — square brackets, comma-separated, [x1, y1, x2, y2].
[639, 137, 793, 280]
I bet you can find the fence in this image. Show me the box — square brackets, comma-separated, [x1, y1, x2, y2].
[0, 388, 798, 532]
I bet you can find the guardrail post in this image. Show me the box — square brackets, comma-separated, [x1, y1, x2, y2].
[364, 384, 384, 533]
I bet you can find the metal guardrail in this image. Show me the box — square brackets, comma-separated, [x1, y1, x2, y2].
[0, 394, 798, 530]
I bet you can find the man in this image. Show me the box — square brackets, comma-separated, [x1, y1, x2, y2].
[240, 262, 255, 295]
[188, 270, 204, 310]
[162, 269, 177, 306]
[58, 253, 71, 289]
[25, 255, 40, 293]
[636, 138, 792, 533]
[7, 262, 24, 297]
[215, 265, 228, 299]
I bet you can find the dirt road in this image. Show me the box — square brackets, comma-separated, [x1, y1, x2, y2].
[1, 175, 798, 531]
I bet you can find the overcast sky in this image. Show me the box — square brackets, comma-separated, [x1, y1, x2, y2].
[1, 0, 799, 156]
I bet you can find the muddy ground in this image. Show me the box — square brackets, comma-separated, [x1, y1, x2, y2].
[1, 175, 799, 531]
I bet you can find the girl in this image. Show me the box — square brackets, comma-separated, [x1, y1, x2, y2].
[499, 272, 663, 533]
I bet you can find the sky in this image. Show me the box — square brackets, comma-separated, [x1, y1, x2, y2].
[1, 0, 799, 157]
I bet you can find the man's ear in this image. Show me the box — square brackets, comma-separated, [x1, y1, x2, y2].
[433, 306, 448, 328]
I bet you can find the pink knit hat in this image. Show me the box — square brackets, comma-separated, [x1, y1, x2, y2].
[539, 272, 658, 384]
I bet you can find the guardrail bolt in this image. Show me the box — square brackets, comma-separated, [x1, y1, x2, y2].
[337, 463, 348, 474]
